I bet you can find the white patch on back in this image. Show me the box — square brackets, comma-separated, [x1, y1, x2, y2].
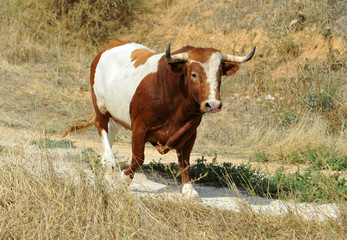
[189, 52, 222, 101]
[93, 43, 164, 125]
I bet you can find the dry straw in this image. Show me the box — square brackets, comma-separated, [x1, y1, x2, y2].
[0, 146, 346, 239]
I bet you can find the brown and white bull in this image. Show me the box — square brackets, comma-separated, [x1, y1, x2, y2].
[63, 39, 255, 200]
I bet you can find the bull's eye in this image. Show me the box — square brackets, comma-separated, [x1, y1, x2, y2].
[191, 72, 198, 80]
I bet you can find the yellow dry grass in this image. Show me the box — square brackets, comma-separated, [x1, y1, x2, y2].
[1, 147, 346, 239]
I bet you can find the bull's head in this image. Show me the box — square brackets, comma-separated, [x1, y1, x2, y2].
[165, 44, 255, 113]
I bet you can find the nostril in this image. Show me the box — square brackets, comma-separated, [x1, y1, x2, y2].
[205, 102, 211, 109]
[218, 103, 222, 109]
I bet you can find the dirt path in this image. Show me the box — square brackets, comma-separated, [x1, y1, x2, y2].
[128, 172, 339, 221]
[0, 126, 342, 221]
[0, 125, 305, 173]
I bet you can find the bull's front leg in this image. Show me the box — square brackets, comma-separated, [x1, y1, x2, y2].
[122, 121, 146, 186]
[177, 132, 201, 202]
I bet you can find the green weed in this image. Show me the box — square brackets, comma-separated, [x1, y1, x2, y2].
[64, 147, 98, 164]
[0, 120, 23, 128]
[30, 138, 75, 149]
[202, 149, 218, 159]
[282, 110, 301, 126]
[44, 128, 58, 135]
[297, 59, 344, 131]
[275, 36, 301, 61]
[64, 148, 131, 171]
[250, 150, 269, 162]
[286, 145, 347, 171]
[271, 168, 347, 203]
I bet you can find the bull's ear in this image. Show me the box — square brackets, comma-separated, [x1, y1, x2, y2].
[222, 62, 239, 76]
[167, 62, 186, 74]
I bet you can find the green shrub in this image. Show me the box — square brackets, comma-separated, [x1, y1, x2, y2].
[272, 168, 347, 203]
[286, 145, 347, 171]
[143, 157, 347, 202]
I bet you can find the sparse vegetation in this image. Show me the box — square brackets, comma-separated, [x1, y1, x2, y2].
[64, 147, 98, 164]
[143, 157, 347, 203]
[270, 168, 346, 203]
[281, 110, 301, 126]
[286, 145, 347, 171]
[30, 138, 75, 149]
[250, 150, 269, 162]
[48, 0, 134, 46]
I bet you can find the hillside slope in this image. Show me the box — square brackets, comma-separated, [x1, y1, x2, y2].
[0, 0, 346, 158]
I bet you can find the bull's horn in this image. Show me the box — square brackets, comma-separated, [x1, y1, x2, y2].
[222, 46, 256, 63]
[165, 43, 188, 63]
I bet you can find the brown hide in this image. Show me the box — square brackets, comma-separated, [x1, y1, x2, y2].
[126, 48, 207, 182]
[130, 47, 203, 153]
[131, 49, 156, 68]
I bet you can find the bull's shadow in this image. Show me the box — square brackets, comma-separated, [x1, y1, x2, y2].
[129, 170, 273, 206]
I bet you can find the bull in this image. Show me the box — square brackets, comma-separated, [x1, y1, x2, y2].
[63, 39, 255, 201]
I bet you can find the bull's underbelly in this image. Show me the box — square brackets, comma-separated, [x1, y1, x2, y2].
[148, 118, 201, 154]
[149, 130, 193, 155]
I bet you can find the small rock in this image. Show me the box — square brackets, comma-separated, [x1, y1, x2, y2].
[265, 94, 275, 100]
[202, 10, 214, 17]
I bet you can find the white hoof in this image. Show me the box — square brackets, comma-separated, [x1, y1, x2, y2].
[182, 183, 202, 202]
[120, 172, 133, 187]
[101, 149, 116, 169]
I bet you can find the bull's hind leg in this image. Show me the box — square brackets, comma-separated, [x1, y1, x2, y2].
[106, 120, 119, 150]
[95, 112, 118, 169]
[101, 119, 120, 170]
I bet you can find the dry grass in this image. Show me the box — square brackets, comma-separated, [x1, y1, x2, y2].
[0, 147, 346, 239]
[197, 111, 347, 158]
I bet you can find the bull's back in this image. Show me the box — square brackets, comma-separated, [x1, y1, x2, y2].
[92, 41, 164, 126]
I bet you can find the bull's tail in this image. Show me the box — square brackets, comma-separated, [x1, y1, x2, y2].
[62, 114, 96, 137]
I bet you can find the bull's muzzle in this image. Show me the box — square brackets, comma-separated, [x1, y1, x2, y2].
[201, 100, 222, 113]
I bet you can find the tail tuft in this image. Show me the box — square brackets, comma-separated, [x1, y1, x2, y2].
[62, 114, 96, 137]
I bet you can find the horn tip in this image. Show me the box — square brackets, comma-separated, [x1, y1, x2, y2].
[246, 46, 256, 61]
[165, 43, 171, 62]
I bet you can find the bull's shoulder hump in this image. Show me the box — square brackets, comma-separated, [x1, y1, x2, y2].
[105, 39, 130, 50]
[103, 41, 153, 55]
